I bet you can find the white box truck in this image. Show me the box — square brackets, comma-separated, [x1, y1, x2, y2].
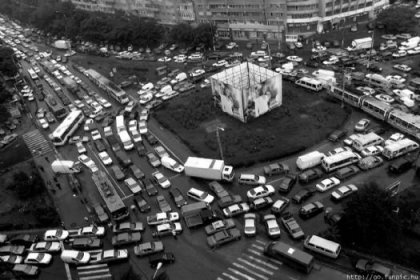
[184, 157, 234, 182]
[347, 37, 373, 51]
[51, 160, 81, 173]
[312, 69, 336, 87]
[296, 151, 325, 170]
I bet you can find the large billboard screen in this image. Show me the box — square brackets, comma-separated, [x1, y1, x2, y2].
[211, 79, 245, 122]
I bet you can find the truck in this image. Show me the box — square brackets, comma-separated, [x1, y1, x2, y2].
[51, 160, 81, 174]
[347, 37, 373, 51]
[184, 157, 234, 182]
[296, 151, 325, 170]
[181, 202, 218, 229]
[312, 69, 336, 86]
[62, 76, 79, 95]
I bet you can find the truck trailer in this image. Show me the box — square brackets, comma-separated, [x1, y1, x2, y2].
[184, 157, 234, 182]
[51, 160, 81, 173]
[347, 37, 373, 51]
[296, 151, 325, 170]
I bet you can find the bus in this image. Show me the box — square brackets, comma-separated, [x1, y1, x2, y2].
[50, 110, 84, 146]
[27, 68, 38, 80]
[382, 138, 419, 159]
[295, 77, 323, 92]
[264, 241, 314, 273]
[84, 69, 129, 105]
[304, 235, 341, 259]
[45, 95, 68, 120]
[92, 172, 129, 221]
[352, 132, 384, 152]
[321, 150, 361, 172]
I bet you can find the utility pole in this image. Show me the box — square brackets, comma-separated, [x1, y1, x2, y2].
[216, 127, 224, 160]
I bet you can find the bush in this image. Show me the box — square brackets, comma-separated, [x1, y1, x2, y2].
[33, 206, 61, 226]
[12, 171, 45, 199]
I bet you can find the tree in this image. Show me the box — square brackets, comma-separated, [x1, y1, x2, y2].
[193, 23, 216, 50]
[0, 104, 11, 124]
[0, 46, 18, 78]
[338, 183, 403, 255]
[169, 23, 195, 46]
[12, 171, 44, 200]
[376, 6, 417, 34]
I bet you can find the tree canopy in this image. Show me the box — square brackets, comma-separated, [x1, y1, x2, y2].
[0, 46, 18, 78]
[376, 6, 417, 34]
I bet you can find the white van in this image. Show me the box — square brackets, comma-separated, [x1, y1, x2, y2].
[238, 174, 266, 185]
[60, 250, 90, 264]
[303, 235, 341, 258]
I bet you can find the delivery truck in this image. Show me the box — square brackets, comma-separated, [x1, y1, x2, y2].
[181, 202, 218, 229]
[184, 157, 234, 182]
[312, 69, 336, 87]
[347, 37, 373, 51]
[51, 160, 81, 173]
[296, 151, 325, 170]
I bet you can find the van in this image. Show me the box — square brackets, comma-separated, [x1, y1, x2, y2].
[303, 235, 341, 258]
[238, 174, 266, 185]
[60, 250, 90, 264]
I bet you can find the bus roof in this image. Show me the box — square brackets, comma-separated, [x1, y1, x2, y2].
[270, 241, 314, 264]
[52, 110, 81, 137]
[307, 235, 340, 251]
[322, 150, 357, 164]
[354, 132, 382, 145]
[362, 96, 393, 111]
[86, 69, 126, 97]
[389, 110, 420, 128]
[299, 77, 322, 85]
[385, 138, 418, 152]
[92, 172, 126, 213]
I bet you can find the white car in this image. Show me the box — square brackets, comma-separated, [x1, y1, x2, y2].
[124, 101, 135, 113]
[375, 94, 394, 103]
[392, 50, 407, 58]
[327, 147, 352, 156]
[139, 109, 149, 121]
[223, 203, 250, 217]
[77, 154, 99, 173]
[124, 177, 142, 194]
[190, 68, 205, 77]
[98, 151, 113, 166]
[104, 126, 113, 137]
[361, 145, 383, 157]
[75, 142, 86, 154]
[386, 75, 406, 85]
[138, 120, 148, 134]
[213, 60, 228, 67]
[29, 242, 61, 253]
[139, 93, 153, 104]
[80, 225, 106, 237]
[408, 47, 420, 55]
[98, 98, 112, 108]
[152, 171, 171, 189]
[393, 64, 412, 72]
[246, 185, 275, 200]
[128, 120, 138, 132]
[61, 250, 90, 264]
[141, 82, 154, 91]
[331, 184, 358, 201]
[188, 53, 203, 61]
[161, 156, 184, 173]
[243, 213, 256, 237]
[74, 100, 85, 109]
[323, 57, 339, 65]
[130, 130, 142, 143]
[286, 56, 303, 62]
[385, 133, 405, 146]
[38, 118, 49, 129]
[91, 129, 102, 140]
[174, 54, 187, 63]
[24, 253, 52, 265]
[158, 56, 171, 62]
[356, 86, 375, 95]
[315, 177, 340, 192]
[44, 229, 69, 241]
[226, 42, 238, 49]
[187, 187, 214, 204]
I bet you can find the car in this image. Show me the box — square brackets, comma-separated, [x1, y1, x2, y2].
[131, 130, 143, 143]
[385, 132, 404, 146]
[75, 142, 86, 154]
[78, 154, 99, 173]
[169, 188, 187, 208]
[45, 112, 55, 123]
[243, 213, 257, 237]
[375, 94, 394, 103]
[124, 101, 136, 113]
[134, 241, 164, 257]
[246, 185, 275, 200]
[355, 259, 392, 279]
[44, 229, 69, 241]
[356, 86, 376, 95]
[12, 264, 39, 277]
[134, 195, 151, 213]
[361, 145, 384, 157]
[316, 177, 340, 192]
[271, 196, 290, 216]
[9, 234, 39, 247]
[145, 132, 159, 145]
[298, 168, 323, 184]
[97, 151, 112, 166]
[153, 145, 169, 158]
[38, 118, 49, 129]
[387, 75, 406, 86]
[128, 120, 138, 132]
[281, 212, 305, 240]
[205, 219, 236, 235]
[396, 33, 411, 40]
[226, 42, 238, 49]
[206, 228, 241, 249]
[217, 194, 243, 209]
[139, 109, 149, 121]
[152, 222, 182, 238]
[156, 195, 172, 212]
[146, 212, 179, 225]
[94, 139, 106, 152]
[152, 171, 171, 189]
[292, 188, 315, 204]
[149, 252, 175, 268]
[28, 241, 61, 253]
[112, 232, 142, 247]
[161, 156, 184, 173]
[124, 177, 142, 194]
[358, 155, 384, 170]
[389, 157, 413, 174]
[213, 60, 229, 67]
[146, 152, 161, 167]
[263, 162, 290, 177]
[136, 143, 147, 157]
[299, 201, 324, 219]
[263, 214, 281, 239]
[223, 203, 250, 217]
[331, 184, 358, 201]
[113, 222, 144, 233]
[408, 46, 420, 55]
[208, 181, 229, 199]
[90, 129, 102, 141]
[129, 164, 145, 180]
[392, 50, 407, 58]
[343, 134, 360, 146]
[286, 56, 303, 62]
[77, 225, 106, 237]
[187, 187, 214, 204]
[276, 174, 297, 193]
[327, 147, 352, 156]
[24, 252, 52, 265]
[250, 197, 274, 210]
[355, 118, 370, 132]
[0, 255, 23, 264]
[90, 249, 128, 264]
[60, 250, 90, 264]
[393, 64, 412, 72]
[328, 129, 347, 142]
[0, 245, 26, 255]
[324, 207, 343, 226]
[138, 120, 148, 134]
[71, 237, 102, 250]
[110, 165, 125, 181]
[143, 179, 158, 197]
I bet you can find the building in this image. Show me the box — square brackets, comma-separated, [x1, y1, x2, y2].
[210, 62, 282, 123]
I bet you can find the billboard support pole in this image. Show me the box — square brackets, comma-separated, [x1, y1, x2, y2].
[216, 127, 224, 160]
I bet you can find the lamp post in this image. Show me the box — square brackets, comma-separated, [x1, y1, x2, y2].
[215, 127, 224, 160]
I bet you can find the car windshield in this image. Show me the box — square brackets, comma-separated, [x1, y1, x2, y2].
[36, 253, 44, 261]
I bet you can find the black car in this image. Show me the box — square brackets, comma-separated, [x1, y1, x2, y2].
[292, 188, 315, 204]
[389, 157, 413, 174]
[355, 259, 392, 279]
[217, 194, 243, 209]
[94, 139, 106, 152]
[298, 168, 323, 184]
[299, 201, 324, 219]
[304, 61, 320, 68]
[250, 197, 274, 210]
[277, 174, 297, 193]
[136, 143, 147, 157]
[367, 64, 382, 73]
[71, 237, 103, 250]
[9, 234, 39, 247]
[328, 129, 347, 142]
[134, 196, 151, 213]
[324, 207, 343, 226]
[129, 164, 145, 180]
[169, 188, 188, 208]
[145, 179, 159, 196]
[145, 132, 159, 145]
[101, 116, 114, 127]
[110, 165, 125, 181]
[149, 252, 175, 268]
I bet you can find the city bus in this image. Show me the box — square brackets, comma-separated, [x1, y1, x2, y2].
[92, 172, 129, 221]
[304, 235, 341, 259]
[27, 68, 38, 80]
[45, 95, 68, 120]
[382, 138, 419, 160]
[264, 241, 314, 273]
[352, 132, 384, 152]
[50, 110, 84, 146]
[321, 150, 361, 172]
[84, 68, 129, 104]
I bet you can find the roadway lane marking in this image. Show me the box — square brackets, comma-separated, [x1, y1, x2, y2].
[237, 258, 274, 275]
[232, 263, 268, 280]
[77, 264, 108, 270]
[255, 239, 266, 245]
[227, 268, 256, 280]
[85, 250, 103, 254]
[217, 278, 225, 280]
[60, 241, 72, 280]
[122, 194, 134, 201]
[149, 131, 184, 164]
[79, 274, 112, 280]
[222, 273, 240, 280]
[79, 269, 110, 275]
[251, 244, 264, 251]
[248, 248, 262, 256]
[267, 177, 287, 185]
[245, 255, 279, 270]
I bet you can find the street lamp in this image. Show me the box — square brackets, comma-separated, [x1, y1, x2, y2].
[215, 127, 224, 160]
[152, 262, 163, 280]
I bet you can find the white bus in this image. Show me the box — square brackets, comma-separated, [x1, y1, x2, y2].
[115, 115, 125, 133]
[27, 68, 38, 80]
[382, 138, 419, 159]
[352, 132, 384, 152]
[118, 130, 134, 150]
[321, 150, 360, 172]
[304, 235, 341, 259]
[50, 110, 84, 146]
[295, 77, 323, 92]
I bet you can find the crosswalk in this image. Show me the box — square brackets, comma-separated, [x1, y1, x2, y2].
[76, 264, 113, 280]
[22, 129, 53, 157]
[216, 240, 285, 280]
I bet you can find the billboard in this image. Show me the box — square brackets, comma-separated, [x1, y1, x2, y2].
[211, 79, 245, 122]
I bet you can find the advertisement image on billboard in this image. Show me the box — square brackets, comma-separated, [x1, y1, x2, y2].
[212, 79, 245, 122]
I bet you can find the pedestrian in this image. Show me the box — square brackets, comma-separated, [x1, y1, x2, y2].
[39, 166, 44, 172]
[44, 156, 49, 162]
[56, 183, 61, 190]
[172, 229, 177, 240]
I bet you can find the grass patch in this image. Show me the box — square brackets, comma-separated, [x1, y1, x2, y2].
[0, 136, 32, 169]
[154, 82, 350, 166]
